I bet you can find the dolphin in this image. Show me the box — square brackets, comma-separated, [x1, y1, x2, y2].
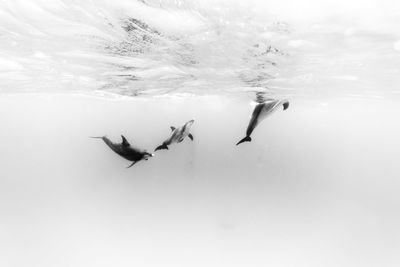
[236, 99, 289, 145]
[91, 135, 154, 168]
[155, 119, 194, 151]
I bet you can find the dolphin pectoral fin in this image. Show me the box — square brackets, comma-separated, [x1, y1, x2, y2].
[188, 133, 194, 141]
[90, 136, 105, 139]
[170, 126, 176, 131]
[155, 144, 169, 151]
[236, 136, 252, 146]
[121, 135, 130, 147]
[282, 100, 289, 110]
[127, 161, 137, 168]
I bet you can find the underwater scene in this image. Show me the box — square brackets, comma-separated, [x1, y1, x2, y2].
[1, 0, 400, 266]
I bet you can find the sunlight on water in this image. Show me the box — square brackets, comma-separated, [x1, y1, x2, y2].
[1, 0, 399, 98]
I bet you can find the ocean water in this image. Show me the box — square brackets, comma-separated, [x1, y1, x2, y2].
[1, 1, 400, 266]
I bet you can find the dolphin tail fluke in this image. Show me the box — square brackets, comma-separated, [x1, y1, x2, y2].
[236, 136, 252, 146]
[127, 161, 137, 168]
[155, 144, 169, 151]
[188, 133, 194, 141]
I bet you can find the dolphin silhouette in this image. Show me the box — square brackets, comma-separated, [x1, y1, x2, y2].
[236, 99, 289, 145]
[91, 135, 154, 168]
[155, 119, 194, 151]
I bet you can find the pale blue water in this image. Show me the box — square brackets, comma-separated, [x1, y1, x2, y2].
[1, 1, 400, 267]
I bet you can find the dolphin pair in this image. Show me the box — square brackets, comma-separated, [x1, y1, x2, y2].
[92, 120, 195, 168]
[236, 99, 289, 145]
[91, 135, 154, 168]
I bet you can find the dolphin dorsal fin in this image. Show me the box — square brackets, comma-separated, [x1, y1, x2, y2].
[282, 100, 289, 110]
[170, 126, 176, 131]
[121, 135, 130, 147]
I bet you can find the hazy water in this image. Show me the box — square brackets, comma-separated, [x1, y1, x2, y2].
[1, 1, 400, 266]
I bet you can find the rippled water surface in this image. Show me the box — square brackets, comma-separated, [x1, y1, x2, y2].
[1, 0, 400, 98]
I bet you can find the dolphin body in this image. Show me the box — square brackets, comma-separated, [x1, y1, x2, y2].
[92, 135, 154, 168]
[236, 99, 289, 145]
[155, 120, 194, 151]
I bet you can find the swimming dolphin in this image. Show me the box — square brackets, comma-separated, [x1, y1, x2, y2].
[236, 99, 289, 145]
[91, 135, 154, 168]
[155, 119, 194, 151]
